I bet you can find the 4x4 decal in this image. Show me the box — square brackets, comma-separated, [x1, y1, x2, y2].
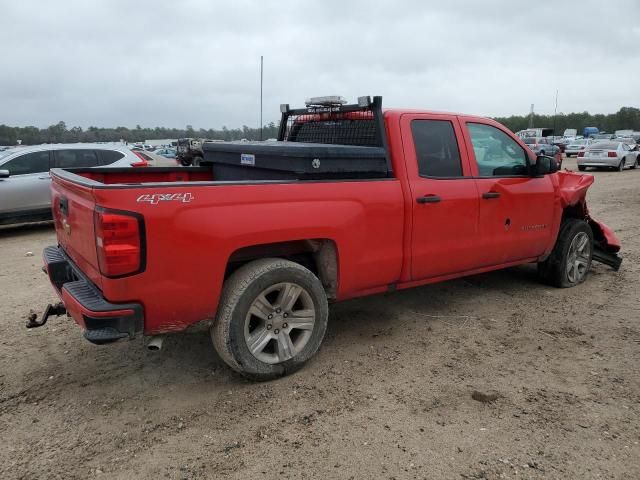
[137, 192, 194, 205]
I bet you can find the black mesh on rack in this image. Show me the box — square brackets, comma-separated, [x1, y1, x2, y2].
[283, 111, 381, 147]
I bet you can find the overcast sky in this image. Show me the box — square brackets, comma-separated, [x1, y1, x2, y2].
[2, 0, 639, 129]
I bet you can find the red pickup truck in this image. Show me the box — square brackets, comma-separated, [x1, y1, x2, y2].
[38, 96, 621, 380]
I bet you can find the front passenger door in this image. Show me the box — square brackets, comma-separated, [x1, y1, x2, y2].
[463, 121, 555, 266]
[0, 150, 52, 218]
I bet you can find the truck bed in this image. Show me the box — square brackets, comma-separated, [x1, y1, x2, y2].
[49, 166, 406, 334]
[62, 166, 214, 185]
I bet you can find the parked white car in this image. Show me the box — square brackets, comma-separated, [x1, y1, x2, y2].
[577, 141, 639, 172]
[0, 143, 150, 225]
[565, 138, 593, 157]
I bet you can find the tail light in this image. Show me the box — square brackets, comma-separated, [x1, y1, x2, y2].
[608, 151, 617, 157]
[131, 150, 150, 167]
[94, 209, 145, 277]
[578, 152, 585, 157]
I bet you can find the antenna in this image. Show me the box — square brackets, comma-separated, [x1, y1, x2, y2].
[259, 55, 263, 141]
[553, 89, 558, 137]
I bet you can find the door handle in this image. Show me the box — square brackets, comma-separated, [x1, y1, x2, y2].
[482, 192, 501, 199]
[416, 195, 441, 204]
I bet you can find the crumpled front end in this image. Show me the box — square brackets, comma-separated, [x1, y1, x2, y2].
[556, 171, 622, 270]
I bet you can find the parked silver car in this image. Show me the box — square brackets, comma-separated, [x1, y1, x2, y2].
[565, 138, 593, 157]
[0, 144, 147, 225]
[577, 141, 639, 172]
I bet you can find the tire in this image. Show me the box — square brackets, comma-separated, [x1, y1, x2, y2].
[617, 159, 625, 172]
[538, 219, 593, 288]
[192, 156, 203, 166]
[578, 165, 586, 171]
[211, 258, 329, 381]
[631, 157, 638, 169]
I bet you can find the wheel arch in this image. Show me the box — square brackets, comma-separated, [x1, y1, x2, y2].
[225, 239, 339, 299]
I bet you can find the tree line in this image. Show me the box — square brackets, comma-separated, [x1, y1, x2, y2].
[493, 107, 640, 135]
[1, 107, 639, 146]
[0, 122, 280, 146]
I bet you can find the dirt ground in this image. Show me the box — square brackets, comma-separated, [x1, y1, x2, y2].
[1, 156, 639, 480]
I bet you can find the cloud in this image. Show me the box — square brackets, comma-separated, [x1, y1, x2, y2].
[1, 0, 639, 128]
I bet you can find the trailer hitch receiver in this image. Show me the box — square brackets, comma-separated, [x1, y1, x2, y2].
[26, 302, 66, 329]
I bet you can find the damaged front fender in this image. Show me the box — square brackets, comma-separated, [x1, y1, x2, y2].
[556, 171, 622, 270]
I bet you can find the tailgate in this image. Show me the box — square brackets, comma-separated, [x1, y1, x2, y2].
[51, 173, 103, 290]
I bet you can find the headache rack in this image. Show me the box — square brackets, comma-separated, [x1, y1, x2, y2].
[278, 95, 388, 148]
[201, 96, 392, 181]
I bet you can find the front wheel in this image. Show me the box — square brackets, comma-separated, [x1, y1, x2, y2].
[211, 258, 328, 381]
[538, 219, 593, 288]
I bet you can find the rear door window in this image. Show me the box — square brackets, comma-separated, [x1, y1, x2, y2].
[2, 151, 50, 175]
[411, 120, 463, 178]
[99, 149, 125, 165]
[53, 149, 99, 168]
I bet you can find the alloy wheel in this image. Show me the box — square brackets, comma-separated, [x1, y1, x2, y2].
[244, 282, 316, 364]
[566, 232, 591, 283]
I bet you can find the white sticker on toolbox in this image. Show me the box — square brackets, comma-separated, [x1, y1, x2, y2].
[241, 153, 255, 166]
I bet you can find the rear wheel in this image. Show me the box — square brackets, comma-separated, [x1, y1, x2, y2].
[617, 159, 625, 171]
[538, 219, 593, 288]
[211, 258, 328, 381]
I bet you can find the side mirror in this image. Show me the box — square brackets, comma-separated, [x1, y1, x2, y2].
[0, 169, 9, 179]
[533, 155, 559, 176]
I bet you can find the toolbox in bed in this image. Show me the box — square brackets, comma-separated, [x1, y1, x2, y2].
[202, 141, 389, 181]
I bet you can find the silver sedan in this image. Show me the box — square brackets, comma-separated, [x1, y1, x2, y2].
[0, 143, 150, 225]
[565, 138, 593, 157]
[577, 141, 639, 172]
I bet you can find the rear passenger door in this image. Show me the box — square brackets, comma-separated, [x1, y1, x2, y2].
[461, 120, 555, 266]
[53, 149, 100, 169]
[0, 150, 52, 216]
[401, 114, 482, 280]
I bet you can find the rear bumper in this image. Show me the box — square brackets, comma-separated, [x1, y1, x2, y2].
[43, 245, 144, 344]
[577, 157, 618, 167]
